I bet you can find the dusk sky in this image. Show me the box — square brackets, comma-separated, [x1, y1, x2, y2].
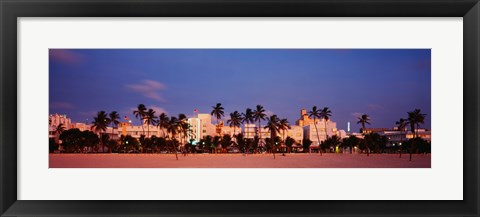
[49, 49, 431, 132]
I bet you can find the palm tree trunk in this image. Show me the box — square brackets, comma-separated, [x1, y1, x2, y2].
[141, 119, 145, 135]
[272, 132, 276, 159]
[324, 121, 328, 140]
[399, 131, 403, 158]
[171, 138, 178, 160]
[258, 120, 261, 151]
[313, 118, 322, 156]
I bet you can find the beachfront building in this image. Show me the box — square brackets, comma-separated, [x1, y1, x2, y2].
[284, 125, 303, 144]
[303, 119, 339, 146]
[362, 128, 391, 134]
[188, 113, 217, 142]
[49, 113, 73, 141]
[383, 128, 431, 143]
[220, 124, 243, 138]
[296, 109, 314, 127]
[244, 124, 270, 139]
[120, 122, 164, 139]
[73, 122, 91, 131]
[49, 113, 72, 129]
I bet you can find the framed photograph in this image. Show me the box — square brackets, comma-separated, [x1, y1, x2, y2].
[1, 0, 478, 216]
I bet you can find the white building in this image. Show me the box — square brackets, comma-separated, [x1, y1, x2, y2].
[244, 124, 270, 139]
[382, 128, 431, 146]
[284, 125, 303, 144]
[303, 119, 339, 146]
[49, 113, 73, 140]
[188, 114, 217, 142]
[221, 125, 242, 138]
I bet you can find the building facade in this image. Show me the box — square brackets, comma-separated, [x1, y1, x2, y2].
[303, 120, 339, 146]
[187, 113, 217, 142]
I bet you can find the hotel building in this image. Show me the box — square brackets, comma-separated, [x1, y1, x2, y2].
[187, 114, 217, 142]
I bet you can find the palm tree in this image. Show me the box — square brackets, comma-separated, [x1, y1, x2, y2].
[157, 113, 169, 138]
[278, 118, 290, 155]
[144, 108, 157, 138]
[133, 104, 147, 135]
[177, 113, 187, 146]
[357, 114, 371, 156]
[407, 109, 427, 161]
[108, 111, 120, 140]
[342, 135, 360, 154]
[53, 123, 66, 144]
[227, 111, 242, 137]
[278, 118, 290, 142]
[395, 118, 408, 158]
[166, 116, 179, 160]
[253, 105, 267, 145]
[211, 103, 225, 136]
[319, 107, 332, 140]
[241, 108, 254, 155]
[308, 106, 322, 155]
[264, 114, 280, 159]
[91, 111, 110, 152]
[55, 123, 66, 136]
[325, 135, 342, 153]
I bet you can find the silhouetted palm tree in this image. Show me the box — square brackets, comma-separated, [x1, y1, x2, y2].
[55, 123, 66, 136]
[227, 111, 242, 137]
[264, 115, 280, 159]
[407, 109, 427, 161]
[342, 135, 360, 154]
[253, 105, 267, 145]
[319, 107, 332, 140]
[177, 113, 187, 146]
[278, 118, 290, 142]
[109, 111, 120, 140]
[395, 118, 407, 158]
[211, 103, 224, 136]
[157, 113, 169, 138]
[278, 118, 290, 155]
[308, 106, 322, 155]
[133, 104, 147, 135]
[241, 108, 254, 155]
[144, 108, 157, 138]
[91, 111, 110, 152]
[166, 116, 179, 160]
[357, 114, 371, 156]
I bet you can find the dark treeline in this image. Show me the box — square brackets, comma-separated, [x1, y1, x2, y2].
[49, 103, 430, 161]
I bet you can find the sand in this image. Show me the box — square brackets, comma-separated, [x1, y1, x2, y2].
[49, 153, 431, 168]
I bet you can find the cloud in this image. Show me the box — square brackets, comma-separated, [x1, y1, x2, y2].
[49, 49, 83, 64]
[50, 102, 75, 109]
[125, 80, 167, 102]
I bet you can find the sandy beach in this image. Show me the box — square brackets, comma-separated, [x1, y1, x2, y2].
[49, 153, 431, 168]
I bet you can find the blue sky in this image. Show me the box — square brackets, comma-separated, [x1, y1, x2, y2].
[49, 49, 431, 132]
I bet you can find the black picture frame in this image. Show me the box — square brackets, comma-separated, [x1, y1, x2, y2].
[1, 0, 478, 216]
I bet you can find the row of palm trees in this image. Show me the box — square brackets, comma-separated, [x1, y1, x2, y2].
[356, 109, 427, 160]
[211, 103, 293, 159]
[83, 103, 426, 160]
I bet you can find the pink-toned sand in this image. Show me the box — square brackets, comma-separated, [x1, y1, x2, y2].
[49, 153, 431, 168]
